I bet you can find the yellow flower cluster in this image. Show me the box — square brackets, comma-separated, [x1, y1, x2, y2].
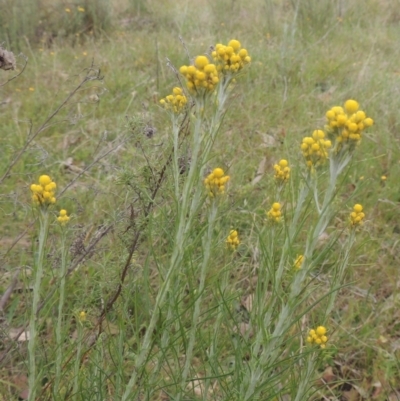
[57, 209, 70, 225]
[325, 99, 374, 149]
[266, 202, 282, 223]
[273, 159, 290, 183]
[226, 230, 240, 250]
[179, 56, 219, 93]
[350, 204, 365, 226]
[78, 311, 87, 322]
[307, 326, 328, 348]
[204, 168, 230, 197]
[300, 130, 332, 169]
[294, 254, 304, 269]
[159, 87, 187, 114]
[211, 39, 251, 74]
[30, 175, 56, 206]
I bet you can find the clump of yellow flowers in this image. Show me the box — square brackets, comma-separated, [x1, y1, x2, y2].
[179, 56, 219, 93]
[307, 326, 328, 348]
[300, 130, 332, 169]
[57, 209, 70, 225]
[350, 204, 365, 226]
[159, 87, 187, 114]
[294, 254, 304, 269]
[325, 99, 374, 151]
[30, 175, 56, 206]
[204, 168, 230, 197]
[226, 230, 240, 250]
[273, 159, 290, 183]
[266, 202, 282, 223]
[211, 39, 251, 74]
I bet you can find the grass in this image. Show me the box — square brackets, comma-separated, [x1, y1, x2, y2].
[1, 0, 400, 399]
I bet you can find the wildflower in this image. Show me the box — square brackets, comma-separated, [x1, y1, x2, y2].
[381, 175, 387, 181]
[266, 202, 282, 223]
[29, 87, 35, 92]
[300, 130, 332, 169]
[325, 99, 374, 151]
[82, 51, 87, 56]
[179, 55, 219, 94]
[226, 230, 240, 250]
[30, 175, 56, 207]
[294, 254, 304, 269]
[204, 168, 230, 197]
[77, 6, 85, 12]
[65, 7, 71, 12]
[350, 204, 365, 226]
[160, 87, 188, 114]
[78, 311, 86, 322]
[57, 209, 70, 225]
[273, 159, 290, 183]
[211, 39, 251, 74]
[307, 325, 328, 348]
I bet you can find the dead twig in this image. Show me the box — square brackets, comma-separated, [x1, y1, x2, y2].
[0, 268, 21, 312]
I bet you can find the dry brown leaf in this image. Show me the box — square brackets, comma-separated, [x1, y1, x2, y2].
[242, 294, 254, 313]
[343, 385, 361, 401]
[371, 381, 382, 399]
[8, 328, 30, 341]
[260, 132, 278, 148]
[251, 157, 267, 185]
[321, 366, 336, 384]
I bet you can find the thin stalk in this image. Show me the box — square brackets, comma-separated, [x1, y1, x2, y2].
[121, 103, 205, 401]
[73, 322, 84, 401]
[177, 201, 219, 399]
[54, 228, 68, 397]
[28, 208, 50, 401]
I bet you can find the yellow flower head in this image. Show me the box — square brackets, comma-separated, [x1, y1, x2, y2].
[78, 311, 87, 322]
[160, 87, 188, 114]
[300, 130, 331, 169]
[273, 159, 290, 183]
[30, 175, 56, 207]
[57, 209, 70, 225]
[350, 204, 365, 227]
[211, 39, 251, 75]
[325, 99, 374, 151]
[266, 202, 282, 223]
[294, 254, 304, 269]
[180, 56, 219, 94]
[204, 168, 230, 197]
[306, 325, 328, 348]
[226, 229, 240, 250]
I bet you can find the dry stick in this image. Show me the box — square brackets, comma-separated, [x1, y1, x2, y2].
[0, 268, 21, 312]
[0, 65, 103, 185]
[99, 112, 190, 323]
[3, 220, 35, 257]
[0, 54, 28, 88]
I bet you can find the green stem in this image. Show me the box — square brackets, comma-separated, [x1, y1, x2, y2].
[73, 322, 84, 401]
[177, 201, 219, 400]
[54, 228, 68, 398]
[28, 209, 50, 401]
